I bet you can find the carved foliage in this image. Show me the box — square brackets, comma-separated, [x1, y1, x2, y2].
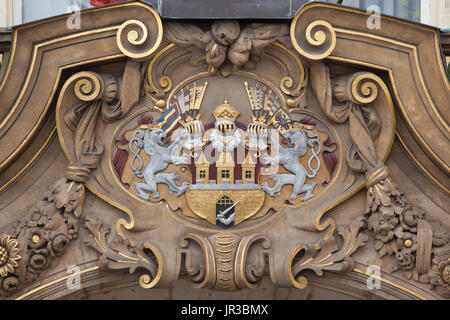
[290, 219, 368, 289]
[308, 60, 450, 296]
[0, 58, 144, 297]
[63, 61, 141, 172]
[84, 217, 161, 289]
[1, 178, 85, 296]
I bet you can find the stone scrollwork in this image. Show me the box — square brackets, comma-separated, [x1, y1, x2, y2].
[143, 44, 175, 110]
[116, 14, 163, 61]
[289, 219, 368, 289]
[84, 217, 162, 289]
[1, 4, 446, 299]
[309, 60, 450, 297]
[178, 233, 216, 289]
[0, 56, 155, 297]
[62, 59, 142, 171]
[291, 19, 337, 60]
[234, 234, 272, 290]
[178, 233, 271, 291]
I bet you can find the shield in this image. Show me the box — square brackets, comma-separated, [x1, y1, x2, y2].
[216, 196, 235, 227]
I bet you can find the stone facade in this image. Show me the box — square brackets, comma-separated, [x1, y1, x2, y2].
[0, 1, 448, 300]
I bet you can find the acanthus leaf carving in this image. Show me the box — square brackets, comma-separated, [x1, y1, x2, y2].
[308, 59, 450, 297]
[0, 178, 85, 296]
[0, 57, 149, 297]
[84, 217, 161, 289]
[290, 218, 368, 289]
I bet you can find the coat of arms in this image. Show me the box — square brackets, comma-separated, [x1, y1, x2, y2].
[115, 79, 335, 228]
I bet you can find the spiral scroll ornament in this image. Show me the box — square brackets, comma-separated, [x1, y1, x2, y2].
[350, 74, 380, 105]
[138, 243, 164, 289]
[73, 72, 104, 102]
[334, 72, 381, 105]
[291, 19, 337, 60]
[116, 17, 163, 60]
[275, 42, 307, 103]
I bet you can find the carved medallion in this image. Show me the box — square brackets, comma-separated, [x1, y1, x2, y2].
[113, 76, 336, 228]
[50, 13, 442, 295]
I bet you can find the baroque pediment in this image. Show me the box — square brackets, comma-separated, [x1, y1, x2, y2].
[0, 1, 448, 299]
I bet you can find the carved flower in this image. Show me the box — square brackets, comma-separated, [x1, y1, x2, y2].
[395, 251, 415, 270]
[431, 223, 449, 248]
[376, 228, 395, 243]
[0, 234, 21, 277]
[399, 206, 423, 232]
[436, 258, 450, 290]
[393, 228, 417, 253]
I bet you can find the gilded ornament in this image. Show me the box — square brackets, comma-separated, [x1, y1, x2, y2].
[437, 258, 450, 290]
[0, 235, 21, 278]
[156, 100, 167, 109]
[290, 19, 337, 60]
[114, 77, 335, 229]
[116, 13, 163, 60]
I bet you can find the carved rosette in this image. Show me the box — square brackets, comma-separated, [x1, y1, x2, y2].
[0, 235, 21, 278]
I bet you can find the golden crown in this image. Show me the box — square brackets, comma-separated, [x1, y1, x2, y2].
[213, 99, 240, 122]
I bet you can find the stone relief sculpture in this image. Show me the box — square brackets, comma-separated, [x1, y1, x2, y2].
[0, 178, 85, 295]
[164, 21, 290, 74]
[262, 127, 321, 201]
[129, 127, 189, 200]
[0, 2, 448, 300]
[309, 60, 450, 297]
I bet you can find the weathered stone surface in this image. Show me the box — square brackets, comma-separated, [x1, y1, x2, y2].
[0, 1, 448, 300]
